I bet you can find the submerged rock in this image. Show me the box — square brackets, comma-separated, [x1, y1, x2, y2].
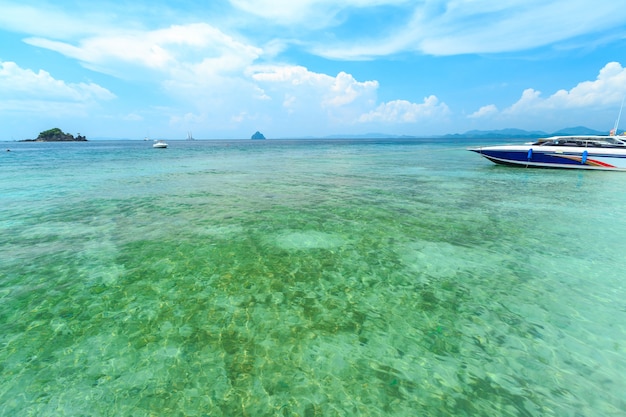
[274, 230, 345, 250]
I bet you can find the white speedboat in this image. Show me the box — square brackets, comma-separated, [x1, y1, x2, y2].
[469, 135, 626, 171]
[153, 140, 168, 148]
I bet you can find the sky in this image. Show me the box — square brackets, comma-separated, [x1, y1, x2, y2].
[1, 1, 626, 140]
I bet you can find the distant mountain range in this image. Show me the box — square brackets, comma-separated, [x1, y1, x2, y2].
[440, 126, 607, 139]
[323, 126, 608, 140]
[84, 126, 609, 141]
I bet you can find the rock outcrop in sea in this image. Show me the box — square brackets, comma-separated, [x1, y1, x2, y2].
[21, 128, 87, 142]
[251, 131, 266, 140]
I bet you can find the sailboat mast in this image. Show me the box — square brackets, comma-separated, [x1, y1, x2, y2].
[613, 97, 624, 135]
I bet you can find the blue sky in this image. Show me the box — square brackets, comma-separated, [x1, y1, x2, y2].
[1, 0, 626, 140]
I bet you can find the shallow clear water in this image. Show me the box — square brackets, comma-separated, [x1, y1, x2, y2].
[1, 139, 625, 416]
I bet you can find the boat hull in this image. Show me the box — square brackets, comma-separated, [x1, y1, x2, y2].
[469, 145, 626, 171]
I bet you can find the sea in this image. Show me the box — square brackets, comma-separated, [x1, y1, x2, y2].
[0, 138, 625, 417]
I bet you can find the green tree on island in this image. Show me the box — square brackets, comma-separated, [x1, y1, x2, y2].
[35, 128, 87, 141]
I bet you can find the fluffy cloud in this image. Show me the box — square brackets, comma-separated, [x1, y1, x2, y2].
[22, 22, 267, 133]
[166, 63, 449, 134]
[468, 62, 626, 123]
[505, 62, 626, 114]
[359, 95, 449, 123]
[25, 23, 261, 80]
[0, 61, 115, 119]
[249, 65, 378, 116]
[10, 0, 622, 136]
[0, 61, 115, 105]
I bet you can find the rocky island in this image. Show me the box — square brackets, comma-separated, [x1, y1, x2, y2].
[251, 131, 266, 140]
[21, 128, 87, 142]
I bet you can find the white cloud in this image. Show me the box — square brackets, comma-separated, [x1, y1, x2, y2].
[312, 1, 626, 59]
[21, 21, 268, 133]
[325, 71, 379, 107]
[122, 113, 144, 121]
[229, 0, 327, 24]
[230, 112, 248, 123]
[249, 65, 378, 112]
[283, 94, 297, 111]
[504, 62, 626, 114]
[229, 0, 409, 27]
[359, 95, 449, 123]
[9, 1, 623, 137]
[0, 3, 104, 39]
[463, 62, 626, 132]
[0, 60, 114, 121]
[8, 1, 626, 66]
[0, 61, 115, 104]
[25, 23, 262, 80]
[469, 104, 498, 119]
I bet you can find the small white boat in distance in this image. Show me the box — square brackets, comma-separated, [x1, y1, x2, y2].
[153, 140, 168, 148]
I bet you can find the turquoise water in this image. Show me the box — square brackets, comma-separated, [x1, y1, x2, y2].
[1, 139, 625, 416]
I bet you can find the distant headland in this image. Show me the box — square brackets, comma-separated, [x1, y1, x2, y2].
[20, 128, 87, 142]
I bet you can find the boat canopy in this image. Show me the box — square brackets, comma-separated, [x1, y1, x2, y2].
[532, 135, 626, 148]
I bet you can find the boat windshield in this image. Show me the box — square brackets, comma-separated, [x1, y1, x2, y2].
[533, 136, 626, 147]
